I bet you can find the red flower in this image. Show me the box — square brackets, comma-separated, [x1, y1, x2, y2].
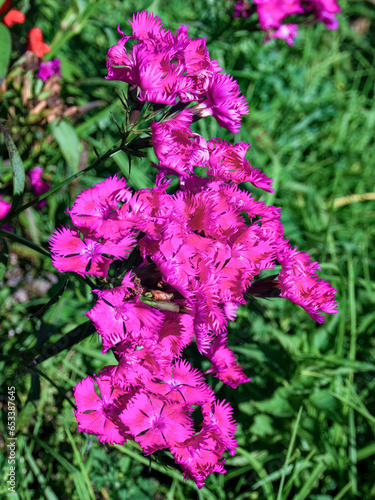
[3, 9, 24, 27]
[27, 27, 50, 57]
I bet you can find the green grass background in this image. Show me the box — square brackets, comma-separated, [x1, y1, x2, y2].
[1, 0, 375, 498]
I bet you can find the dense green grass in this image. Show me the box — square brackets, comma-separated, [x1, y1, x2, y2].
[1, 0, 375, 498]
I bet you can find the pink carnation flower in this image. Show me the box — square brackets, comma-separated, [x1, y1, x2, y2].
[254, 0, 303, 29]
[49, 226, 135, 277]
[233, 1, 252, 18]
[246, 0, 340, 44]
[103, 342, 170, 389]
[106, 11, 248, 133]
[278, 245, 338, 323]
[307, 0, 340, 29]
[129, 11, 165, 44]
[146, 360, 215, 406]
[157, 312, 196, 358]
[68, 175, 133, 240]
[120, 392, 194, 454]
[171, 430, 228, 488]
[151, 110, 208, 177]
[192, 72, 249, 134]
[50, 11, 339, 489]
[74, 375, 132, 444]
[207, 139, 274, 191]
[86, 286, 165, 352]
[202, 399, 237, 456]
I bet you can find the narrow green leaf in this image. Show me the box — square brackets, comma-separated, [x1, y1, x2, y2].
[277, 406, 303, 500]
[139, 296, 180, 312]
[72, 343, 115, 363]
[0, 123, 25, 215]
[27, 322, 96, 367]
[357, 442, 375, 462]
[65, 427, 96, 500]
[0, 228, 50, 256]
[113, 150, 153, 190]
[333, 482, 353, 500]
[294, 458, 329, 500]
[0, 23, 11, 81]
[1, 145, 121, 224]
[30, 367, 76, 409]
[22, 438, 60, 500]
[297, 354, 375, 372]
[62, 358, 88, 379]
[0, 236, 9, 280]
[328, 390, 375, 427]
[29, 435, 92, 500]
[236, 447, 275, 500]
[282, 449, 316, 498]
[50, 120, 82, 176]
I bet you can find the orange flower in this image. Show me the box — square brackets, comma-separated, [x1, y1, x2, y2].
[27, 27, 50, 58]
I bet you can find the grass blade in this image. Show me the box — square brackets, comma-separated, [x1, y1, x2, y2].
[0, 23, 11, 81]
[0, 123, 25, 216]
[276, 405, 303, 500]
[29, 435, 95, 500]
[294, 458, 329, 500]
[21, 436, 60, 500]
[65, 427, 95, 500]
[236, 447, 275, 500]
[0, 236, 9, 280]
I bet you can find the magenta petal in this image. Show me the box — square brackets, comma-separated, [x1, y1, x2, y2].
[49, 226, 86, 256]
[74, 377, 101, 412]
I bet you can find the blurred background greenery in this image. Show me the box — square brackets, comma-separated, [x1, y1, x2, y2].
[1, 0, 375, 498]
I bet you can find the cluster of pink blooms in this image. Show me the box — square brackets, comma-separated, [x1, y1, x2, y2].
[106, 12, 248, 133]
[233, 0, 340, 45]
[49, 12, 337, 488]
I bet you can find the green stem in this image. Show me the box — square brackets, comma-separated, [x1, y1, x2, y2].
[0, 228, 50, 256]
[20, 321, 96, 367]
[30, 366, 76, 410]
[0, 145, 122, 226]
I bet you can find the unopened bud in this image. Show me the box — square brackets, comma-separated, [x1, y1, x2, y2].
[129, 108, 142, 126]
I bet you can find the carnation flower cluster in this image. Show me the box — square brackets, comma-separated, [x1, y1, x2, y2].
[106, 11, 248, 133]
[49, 12, 338, 488]
[233, 0, 340, 45]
